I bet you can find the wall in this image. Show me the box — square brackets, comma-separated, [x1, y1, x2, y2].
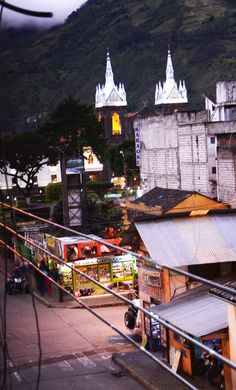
[136, 109, 236, 202]
[136, 114, 180, 191]
[135, 111, 215, 198]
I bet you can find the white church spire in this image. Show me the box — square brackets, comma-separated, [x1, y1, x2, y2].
[155, 47, 188, 106]
[105, 50, 114, 87]
[95, 50, 127, 108]
[166, 48, 174, 81]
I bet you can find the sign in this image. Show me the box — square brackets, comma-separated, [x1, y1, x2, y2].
[66, 157, 84, 174]
[134, 127, 141, 166]
[172, 350, 182, 373]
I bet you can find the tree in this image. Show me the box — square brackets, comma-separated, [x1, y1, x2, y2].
[109, 140, 139, 186]
[45, 182, 62, 203]
[0, 131, 57, 205]
[86, 194, 122, 236]
[39, 96, 105, 160]
[39, 96, 105, 227]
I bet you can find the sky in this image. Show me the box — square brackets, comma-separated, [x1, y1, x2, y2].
[1, 0, 87, 27]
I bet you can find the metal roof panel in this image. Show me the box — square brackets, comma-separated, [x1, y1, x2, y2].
[135, 214, 236, 267]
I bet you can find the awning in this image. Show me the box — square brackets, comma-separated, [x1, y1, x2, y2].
[148, 284, 228, 337]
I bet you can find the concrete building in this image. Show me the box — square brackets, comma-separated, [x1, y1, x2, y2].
[135, 82, 236, 203]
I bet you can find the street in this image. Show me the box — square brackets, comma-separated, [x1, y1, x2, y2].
[0, 272, 144, 390]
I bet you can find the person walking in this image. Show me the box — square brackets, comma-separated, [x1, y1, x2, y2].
[58, 274, 64, 302]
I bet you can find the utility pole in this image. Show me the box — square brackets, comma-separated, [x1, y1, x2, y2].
[60, 151, 69, 227]
[120, 150, 129, 201]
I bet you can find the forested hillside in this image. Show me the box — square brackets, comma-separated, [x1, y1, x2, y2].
[1, 0, 236, 132]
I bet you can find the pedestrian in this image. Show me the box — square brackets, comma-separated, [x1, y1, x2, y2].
[50, 261, 59, 292]
[39, 256, 52, 295]
[58, 274, 64, 302]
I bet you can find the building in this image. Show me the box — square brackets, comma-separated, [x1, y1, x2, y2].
[122, 202, 236, 389]
[95, 50, 130, 146]
[135, 81, 236, 203]
[155, 48, 188, 112]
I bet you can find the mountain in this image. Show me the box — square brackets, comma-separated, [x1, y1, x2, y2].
[1, 0, 236, 133]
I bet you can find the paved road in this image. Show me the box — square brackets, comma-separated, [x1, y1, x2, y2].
[0, 272, 144, 390]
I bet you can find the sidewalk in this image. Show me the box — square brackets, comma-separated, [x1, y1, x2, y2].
[113, 350, 216, 390]
[0, 251, 130, 309]
[33, 287, 130, 309]
[0, 253, 216, 390]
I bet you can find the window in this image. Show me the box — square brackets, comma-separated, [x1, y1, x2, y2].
[51, 175, 57, 183]
[212, 167, 216, 174]
[12, 177, 17, 186]
[87, 153, 94, 164]
[112, 112, 122, 136]
[210, 136, 215, 144]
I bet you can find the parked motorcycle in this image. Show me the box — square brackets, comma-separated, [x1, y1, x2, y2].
[124, 299, 141, 337]
[79, 287, 95, 296]
[6, 270, 29, 295]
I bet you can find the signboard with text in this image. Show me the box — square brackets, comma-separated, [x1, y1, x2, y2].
[135, 127, 141, 166]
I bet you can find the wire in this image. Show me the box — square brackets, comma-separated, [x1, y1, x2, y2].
[1, 225, 236, 373]
[0, 190, 9, 390]
[2, 239, 235, 390]
[0, 1, 53, 18]
[1, 201, 236, 296]
[16, 247, 42, 390]
[0, 0, 4, 25]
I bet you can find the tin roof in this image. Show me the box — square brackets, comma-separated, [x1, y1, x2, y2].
[148, 284, 228, 337]
[209, 281, 236, 306]
[135, 214, 236, 267]
[133, 187, 197, 212]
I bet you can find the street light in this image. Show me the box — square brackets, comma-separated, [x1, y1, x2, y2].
[120, 150, 128, 201]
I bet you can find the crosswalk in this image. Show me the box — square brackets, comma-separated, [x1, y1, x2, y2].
[8, 350, 118, 386]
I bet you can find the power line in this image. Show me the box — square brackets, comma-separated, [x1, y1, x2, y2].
[0, 1, 53, 18]
[1, 201, 236, 296]
[1, 237, 236, 379]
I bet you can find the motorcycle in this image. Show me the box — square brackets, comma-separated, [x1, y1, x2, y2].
[6, 270, 29, 295]
[79, 287, 95, 296]
[124, 299, 141, 337]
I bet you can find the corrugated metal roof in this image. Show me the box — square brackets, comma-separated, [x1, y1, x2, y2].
[148, 285, 228, 337]
[135, 214, 236, 267]
[209, 281, 236, 306]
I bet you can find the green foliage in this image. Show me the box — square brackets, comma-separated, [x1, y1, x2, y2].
[86, 193, 122, 235]
[1, 0, 236, 132]
[86, 181, 114, 198]
[45, 182, 62, 203]
[39, 96, 105, 161]
[109, 141, 139, 185]
[0, 131, 56, 202]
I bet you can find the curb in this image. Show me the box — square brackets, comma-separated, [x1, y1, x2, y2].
[112, 352, 157, 390]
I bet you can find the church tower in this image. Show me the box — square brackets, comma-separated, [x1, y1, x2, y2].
[155, 48, 188, 112]
[95, 50, 129, 146]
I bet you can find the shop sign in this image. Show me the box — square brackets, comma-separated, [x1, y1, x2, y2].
[111, 254, 136, 262]
[73, 253, 136, 266]
[98, 256, 115, 263]
[75, 258, 98, 266]
[135, 127, 141, 167]
[143, 272, 161, 287]
[139, 280, 165, 303]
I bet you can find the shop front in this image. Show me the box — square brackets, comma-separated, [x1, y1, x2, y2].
[44, 234, 135, 295]
[72, 253, 136, 295]
[147, 285, 230, 389]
